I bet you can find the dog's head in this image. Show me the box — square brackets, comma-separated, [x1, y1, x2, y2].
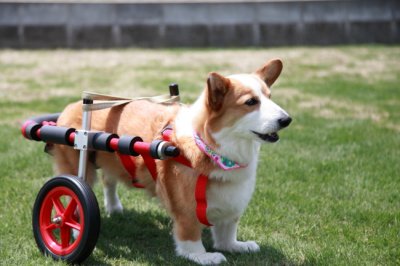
[203, 59, 291, 144]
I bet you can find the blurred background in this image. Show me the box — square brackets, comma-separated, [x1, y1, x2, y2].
[0, 0, 399, 48]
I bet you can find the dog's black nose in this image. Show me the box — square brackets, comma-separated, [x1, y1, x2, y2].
[278, 116, 292, 128]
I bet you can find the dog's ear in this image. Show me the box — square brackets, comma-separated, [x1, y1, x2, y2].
[206, 72, 230, 111]
[255, 59, 283, 87]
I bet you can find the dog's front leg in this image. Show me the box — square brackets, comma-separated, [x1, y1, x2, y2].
[212, 219, 260, 253]
[173, 218, 226, 265]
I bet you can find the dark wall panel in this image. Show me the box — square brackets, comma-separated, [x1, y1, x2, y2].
[25, 25, 66, 48]
[73, 26, 113, 48]
[0, 26, 19, 48]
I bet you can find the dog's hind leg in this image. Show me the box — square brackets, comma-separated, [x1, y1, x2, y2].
[101, 170, 123, 215]
[52, 145, 82, 178]
[52, 145, 97, 186]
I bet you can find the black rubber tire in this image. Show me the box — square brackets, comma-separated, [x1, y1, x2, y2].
[32, 175, 100, 264]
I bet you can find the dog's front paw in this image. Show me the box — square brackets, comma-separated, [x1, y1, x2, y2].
[72, 228, 79, 240]
[105, 200, 123, 216]
[186, 252, 227, 265]
[215, 240, 260, 253]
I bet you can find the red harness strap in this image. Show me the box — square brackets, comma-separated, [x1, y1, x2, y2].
[195, 174, 212, 226]
[117, 128, 212, 226]
[142, 155, 158, 181]
[118, 154, 145, 188]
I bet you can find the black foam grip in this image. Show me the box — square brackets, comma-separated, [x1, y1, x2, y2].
[164, 146, 180, 157]
[150, 140, 163, 159]
[25, 123, 42, 141]
[92, 133, 118, 152]
[118, 135, 143, 156]
[40, 125, 75, 146]
[30, 113, 60, 124]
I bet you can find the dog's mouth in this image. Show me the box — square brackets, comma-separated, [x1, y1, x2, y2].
[252, 131, 279, 143]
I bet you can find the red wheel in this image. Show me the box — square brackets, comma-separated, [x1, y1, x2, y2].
[32, 175, 100, 263]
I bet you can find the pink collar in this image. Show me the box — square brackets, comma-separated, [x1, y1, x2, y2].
[193, 132, 247, 171]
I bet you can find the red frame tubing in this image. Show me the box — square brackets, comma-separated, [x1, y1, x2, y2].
[39, 186, 85, 256]
[132, 142, 151, 156]
[109, 138, 152, 157]
[22, 121, 156, 158]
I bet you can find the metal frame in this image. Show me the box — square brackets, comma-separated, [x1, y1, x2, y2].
[76, 99, 93, 181]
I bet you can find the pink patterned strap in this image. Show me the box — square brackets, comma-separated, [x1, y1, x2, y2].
[193, 133, 246, 171]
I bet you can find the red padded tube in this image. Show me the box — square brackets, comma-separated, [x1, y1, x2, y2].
[68, 132, 75, 144]
[109, 138, 119, 151]
[133, 142, 151, 156]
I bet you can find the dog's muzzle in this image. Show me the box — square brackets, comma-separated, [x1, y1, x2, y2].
[252, 116, 292, 143]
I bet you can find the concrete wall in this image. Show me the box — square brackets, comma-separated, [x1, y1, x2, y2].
[0, 0, 399, 48]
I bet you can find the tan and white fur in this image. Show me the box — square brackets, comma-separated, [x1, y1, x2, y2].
[53, 59, 291, 265]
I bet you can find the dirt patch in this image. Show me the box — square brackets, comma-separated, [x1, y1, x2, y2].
[275, 87, 400, 136]
[297, 93, 388, 122]
[385, 123, 400, 132]
[274, 87, 390, 129]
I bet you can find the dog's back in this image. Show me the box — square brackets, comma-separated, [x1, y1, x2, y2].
[52, 100, 181, 189]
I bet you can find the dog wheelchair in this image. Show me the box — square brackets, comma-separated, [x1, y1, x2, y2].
[21, 85, 181, 263]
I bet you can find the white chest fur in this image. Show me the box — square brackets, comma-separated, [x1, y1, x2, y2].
[206, 159, 258, 224]
[174, 101, 262, 225]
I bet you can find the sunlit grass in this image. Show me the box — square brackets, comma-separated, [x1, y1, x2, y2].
[0, 46, 399, 265]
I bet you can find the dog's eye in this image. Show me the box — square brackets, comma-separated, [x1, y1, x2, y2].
[244, 98, 259, 106]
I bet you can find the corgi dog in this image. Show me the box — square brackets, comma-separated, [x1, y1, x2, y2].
[53, 59, 291, 265]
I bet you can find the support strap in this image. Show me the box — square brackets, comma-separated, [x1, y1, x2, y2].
[195, 174, 212, 226]
[162, 127, 212, 226]
[117, 153, 157, 187]
[142, 155, 158, 181]
[81, 91, 180, 111]
[118, 153, 144, 188]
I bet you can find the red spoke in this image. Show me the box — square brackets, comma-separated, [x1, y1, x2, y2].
[43, 223, 57, 232]
[60, 227, 71, 248]
[51, 197, 65, 215]
[65, 220, 81, 231]
[64, 198, 78, 218]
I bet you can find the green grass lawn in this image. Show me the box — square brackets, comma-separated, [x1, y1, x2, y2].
[0, 46, 399, 265]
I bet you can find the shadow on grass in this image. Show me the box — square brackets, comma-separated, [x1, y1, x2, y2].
[86, 209, 290, 265]
[85, 209, 189, 266]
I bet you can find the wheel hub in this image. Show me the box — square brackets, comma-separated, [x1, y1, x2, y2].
[52, 216, 63, 225]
